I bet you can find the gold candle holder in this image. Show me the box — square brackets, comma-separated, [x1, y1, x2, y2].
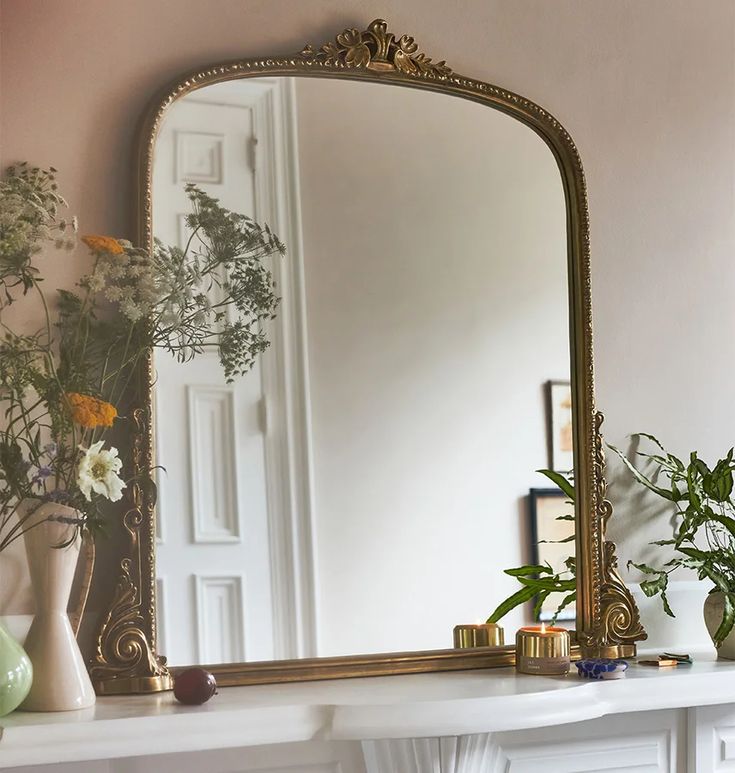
[453, 623, 504, 648]
[516, 625, 570, 675]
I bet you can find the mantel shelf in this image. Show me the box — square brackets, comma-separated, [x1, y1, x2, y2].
[1, 652, 733, 768]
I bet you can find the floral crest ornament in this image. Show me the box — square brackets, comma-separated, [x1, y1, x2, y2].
[300, 19, 452, 76]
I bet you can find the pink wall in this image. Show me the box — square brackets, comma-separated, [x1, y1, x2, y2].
[2, 0, 735, 647]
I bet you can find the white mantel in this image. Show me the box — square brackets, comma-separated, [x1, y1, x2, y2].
[2, 653, 735, 771]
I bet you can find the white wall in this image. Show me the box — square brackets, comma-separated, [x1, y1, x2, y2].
[1, 0, 733, 653]
[294, 79, 568, 654]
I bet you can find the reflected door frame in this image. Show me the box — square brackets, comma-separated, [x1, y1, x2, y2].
[253, 77, 318, 660]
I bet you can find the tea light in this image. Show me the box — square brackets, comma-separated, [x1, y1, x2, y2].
[515, 624, 570, 675]
[453, 623, 504, 648]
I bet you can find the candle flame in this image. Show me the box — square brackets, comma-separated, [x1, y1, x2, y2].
[540, 622, 546, 634]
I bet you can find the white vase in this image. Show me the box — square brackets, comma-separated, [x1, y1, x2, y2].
[18, 498, 96, 711]
[704, 591, 735, 660]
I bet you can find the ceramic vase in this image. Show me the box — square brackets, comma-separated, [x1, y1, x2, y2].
[704, 591, 735, 660]
[0, 623, 32, 716]
[18, 499, 96, 711]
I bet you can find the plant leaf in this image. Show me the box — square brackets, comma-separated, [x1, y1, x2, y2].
[714, 594, 735, 645]
[660, 588, 675, 617]
[486, 584, 537, 623]
[536, 469, 575, 501]
[539, 534, 576, 544]
[709, 512, 735, 540]
[634, 432, 667, 452]
[607, 444, 674, 500]
[533, 589, 551, 619]
[503, 565, 553, 577]
[550, 591, 576, 625]
[517, 576, 576, 592]
[628, 560, 661, 575]
[640, 573, 667, 598]
[677, 546, 708, 562]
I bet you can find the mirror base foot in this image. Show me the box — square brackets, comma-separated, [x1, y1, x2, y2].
[93, 674, 173, 695]
[579, 644, 637, 660]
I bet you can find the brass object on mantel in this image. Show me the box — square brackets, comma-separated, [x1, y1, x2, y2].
[88, 18, 646, 694]
[454, 624, 505, 648]
[516, 626, 571, 675]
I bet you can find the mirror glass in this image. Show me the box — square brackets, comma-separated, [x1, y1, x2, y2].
[151, 76, 572, 666]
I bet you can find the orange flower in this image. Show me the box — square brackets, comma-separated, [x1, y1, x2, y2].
[65, 393, 118, 429]
[82, 235, 125, 255]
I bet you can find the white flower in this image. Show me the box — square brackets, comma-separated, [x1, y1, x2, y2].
[104, 286, 124, 302]
[76, 441, 126, 502]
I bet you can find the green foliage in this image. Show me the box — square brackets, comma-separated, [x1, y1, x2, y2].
[610, 433, 735, 646]
[486, 469, 576, 625]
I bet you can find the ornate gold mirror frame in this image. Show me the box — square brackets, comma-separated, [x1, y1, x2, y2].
[89, 19, 646, 695]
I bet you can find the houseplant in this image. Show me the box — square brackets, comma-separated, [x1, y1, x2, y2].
[609, 434, 735, 657]
[0, 163, 284, 710]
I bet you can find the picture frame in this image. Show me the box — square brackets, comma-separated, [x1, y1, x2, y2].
[546, 380, 574, 473]
[529, 487, 576, 622]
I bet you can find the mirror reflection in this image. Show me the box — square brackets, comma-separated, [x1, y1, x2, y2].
[151, 76, 571, 666]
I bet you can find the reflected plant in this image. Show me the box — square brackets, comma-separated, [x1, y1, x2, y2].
[148, 185, 284, 380]
[609, 433, 735, 646]
[486, 470, 576, 626]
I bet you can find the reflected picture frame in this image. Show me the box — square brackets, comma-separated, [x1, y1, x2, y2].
[547, 379, 574, 473]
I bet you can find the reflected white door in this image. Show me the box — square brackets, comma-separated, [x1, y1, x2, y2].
[153, 94, 274, 664]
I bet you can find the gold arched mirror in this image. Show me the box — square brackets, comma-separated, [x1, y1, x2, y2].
[90, 19, 646, 694]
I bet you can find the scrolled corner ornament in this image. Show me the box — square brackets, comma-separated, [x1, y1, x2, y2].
[582, 412, 647, 658]
[300, 18, 452, 76]
[89, 397, 172, 695]
[89, 556, 172, 695]
[598, 541, 647, 654]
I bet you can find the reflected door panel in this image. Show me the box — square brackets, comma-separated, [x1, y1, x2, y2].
[153, 89, 274, 665]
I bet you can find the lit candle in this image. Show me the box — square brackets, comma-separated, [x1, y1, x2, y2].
[453, 622, 505, 648]
[515, 624, 570, 675]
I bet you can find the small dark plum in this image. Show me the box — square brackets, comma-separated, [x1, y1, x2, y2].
[173, 668, 218, 705]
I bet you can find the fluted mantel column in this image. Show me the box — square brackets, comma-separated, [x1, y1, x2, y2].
[362, 734, 498, 773]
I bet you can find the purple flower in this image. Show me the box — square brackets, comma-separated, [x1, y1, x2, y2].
[31, 466, 53, 489]
[42, 442, 57, 458]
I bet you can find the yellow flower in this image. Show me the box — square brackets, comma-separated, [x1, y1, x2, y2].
[82, 235, 125, 255]
[65, 393, 118, 429]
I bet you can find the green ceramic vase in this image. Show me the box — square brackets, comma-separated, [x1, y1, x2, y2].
[0, 623, 32, 716]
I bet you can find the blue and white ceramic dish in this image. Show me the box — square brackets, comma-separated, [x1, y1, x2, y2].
[575, 658, 628, 680]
